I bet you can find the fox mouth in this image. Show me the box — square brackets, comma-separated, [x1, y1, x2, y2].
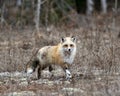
[64, 50, 71, 56]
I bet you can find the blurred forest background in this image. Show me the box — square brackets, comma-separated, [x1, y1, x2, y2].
[0, 0, 120, 29]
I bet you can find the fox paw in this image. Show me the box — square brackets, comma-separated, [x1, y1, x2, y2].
[26, 68, 33, 74]
[65, 69, 72, 80]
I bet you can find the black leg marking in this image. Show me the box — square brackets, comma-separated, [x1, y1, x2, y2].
[49, 65, 53, 72]
[37, 66, 41, 79]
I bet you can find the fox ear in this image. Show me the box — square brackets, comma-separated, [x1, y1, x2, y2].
[61, 37, 65, 43]
[71, 36, 76, 42]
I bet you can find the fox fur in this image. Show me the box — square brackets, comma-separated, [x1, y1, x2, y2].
[25, 36, 76, 79]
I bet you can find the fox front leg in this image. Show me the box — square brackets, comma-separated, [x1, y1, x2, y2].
[63, 64, 72, 80]
[65, 68, 72, 80]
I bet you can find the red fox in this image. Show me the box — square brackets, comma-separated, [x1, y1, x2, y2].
[25, 36, 76, 79]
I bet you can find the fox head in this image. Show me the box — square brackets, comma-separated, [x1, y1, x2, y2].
[60, 36, 76, 56]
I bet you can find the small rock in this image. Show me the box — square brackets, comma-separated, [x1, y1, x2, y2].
[0, 72, 10, 77]
[19, 81, 28, 86]
[7, 91, 36, 96]
[52, 69, 64, 77]
[54, 80, 63, 85]
[62, 87, 84, 96]
[62, 87, 83, 93]
[46, 81, 54, 86]
[42, 70, 52, 78]
[0, 81, 4, 84]
[64, 81, 71, 84]
[19, 77, 27, 81]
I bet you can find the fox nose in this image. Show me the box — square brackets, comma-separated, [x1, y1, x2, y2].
[68, 49, 71, 52]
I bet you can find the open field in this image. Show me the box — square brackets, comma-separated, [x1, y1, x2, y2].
[0, 14, 120, 96]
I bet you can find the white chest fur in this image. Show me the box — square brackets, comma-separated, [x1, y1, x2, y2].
[61, 48, 76, 64]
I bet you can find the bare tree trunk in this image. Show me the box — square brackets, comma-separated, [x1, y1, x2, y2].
[1, 3, 4, 23]
[0, 2, 7, 26]
[112, 0, 118, 31]
[101, 0, 107, 14]
[45, 1, 49, 28]
[86, 0, 94, 15]
[16, 0, 22, 7]
[35, 0, 41, 32]
[115, 0, 118, 11]
[86, 0, 107, 15]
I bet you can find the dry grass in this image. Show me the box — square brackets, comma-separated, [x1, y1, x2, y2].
[0, 14, 120, 95]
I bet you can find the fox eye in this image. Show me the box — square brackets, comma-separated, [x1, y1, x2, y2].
[64, 44, 68, 47]
[70, 44, 74, 47]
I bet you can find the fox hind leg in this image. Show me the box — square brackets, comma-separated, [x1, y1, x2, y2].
[37, 65, 42, 79]
[37, 65, 51, 79]
[49, 65, 53, 72]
